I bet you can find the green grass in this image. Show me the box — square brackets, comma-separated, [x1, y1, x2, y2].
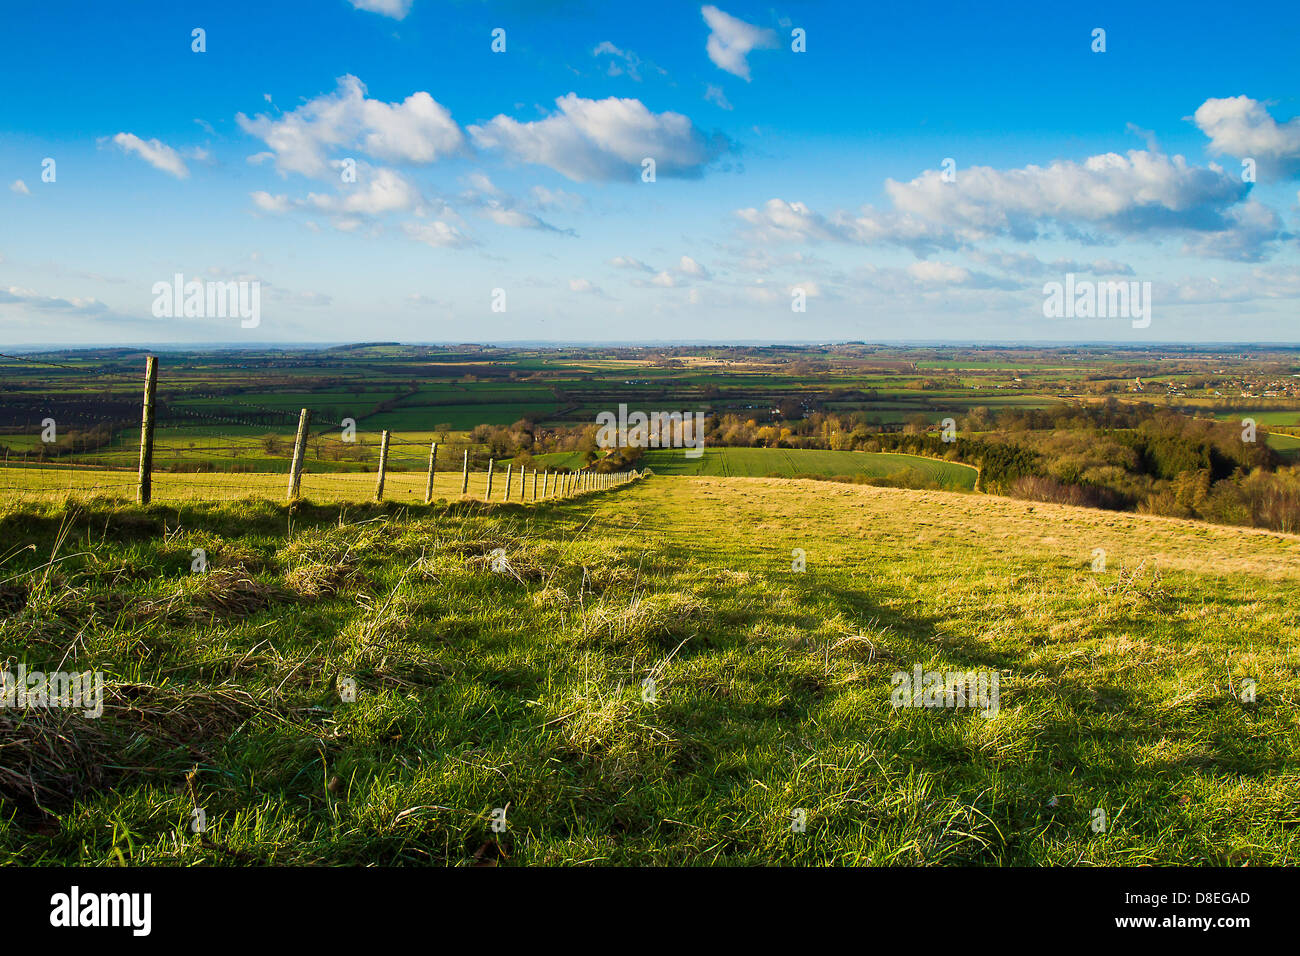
[1266, 432, 1300, 461]
[640, 447, 978, 490]
[2, 475, 1296, 865]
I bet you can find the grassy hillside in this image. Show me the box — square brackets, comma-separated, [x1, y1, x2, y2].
[1, 476, 1296, 865]
[641, 447, 978, 490]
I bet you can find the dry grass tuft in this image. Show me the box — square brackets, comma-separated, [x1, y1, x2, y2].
[138, 569, 293, 623]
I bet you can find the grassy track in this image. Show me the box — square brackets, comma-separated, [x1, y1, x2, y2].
[1, 475, 1296, 865]
[641, 447, 977, 490]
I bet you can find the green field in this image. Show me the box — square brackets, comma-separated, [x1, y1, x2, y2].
[3, 475, 1296, 865]
[1266, 432, 1300, 461]
[640, 447, 978, 490]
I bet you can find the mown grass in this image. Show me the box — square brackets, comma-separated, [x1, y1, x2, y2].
[0, 476, 1296, 865]
[640, 447, 977, 490]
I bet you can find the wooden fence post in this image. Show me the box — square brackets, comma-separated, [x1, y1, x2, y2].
[461, 450, 470, 495]
[504, 462, 513, 501]
[519, 465, 526, 500]
[485, 459, 494, 502]
[287, 407, 311, 501]
[424, 441, 438, 504]
[532, 468, 538, 500]
[375, 430, 391, 501]
[136, 355, 158, 505]
[543, 470, 550, 497]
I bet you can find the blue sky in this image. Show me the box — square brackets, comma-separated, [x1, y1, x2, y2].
[2, 0, 1298, 345]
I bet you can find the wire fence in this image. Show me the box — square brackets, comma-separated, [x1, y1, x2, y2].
[0, 358, 637, 505]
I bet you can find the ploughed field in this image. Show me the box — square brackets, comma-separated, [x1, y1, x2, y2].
[1, 475, 1296, 864]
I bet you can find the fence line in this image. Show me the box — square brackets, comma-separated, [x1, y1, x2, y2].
[0, 357, 642, 505]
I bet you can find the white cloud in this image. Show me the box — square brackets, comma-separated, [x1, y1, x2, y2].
[347, 0, 413, 20]
[882, 150, 1245, 240]
[704, 84, 733, 111]
[907, 261, 971, 285]
[530, 184, 585, 211]
[237, 75, 464, 178]
[403, 220, 473, 249]
[111, 133, 190, 178]
[1194, 96, 1300, 180]
[633, 270, 680, 288]
[610, 256, 654, 272]
[629, 256, 713, 288]
[569, 278, 607, 296]
[736, 199, 843, 242]
[679, 255, 712, 278]
[967, 250, 1136, 277]
[9, 180, 29, 195]
[304, 166, 424, 216]
[0, 285, 109, 315]
[738, 146, 1284, 259]
[250, 191, 290, 213]
[593, 41, 642, 81]
[701, 5, 777, 81]
[469, 93, 724, 182]
[1180, 199, 1291, 262]
[462, 170, 502, 197]
[480, 202, 553, 231]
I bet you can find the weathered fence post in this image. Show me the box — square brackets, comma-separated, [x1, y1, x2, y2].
[519, 465, 526, 500]
[461, 450, 470, 495]
[136, 355, 158, 505]
[532, 468, 538, 500]
[485, 458, 494, 502]
[424, 441, 438, 504]
[504, 462, 513, 501]
[287, 407, 311, 501]
[375, 430, 391, 501]
[543, 470, 550, 497]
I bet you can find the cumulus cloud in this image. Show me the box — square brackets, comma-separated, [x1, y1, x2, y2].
[628, 255, 713, 288]
[1179, 199, 1292, 262]
[882, 150, 1246, 239]
[701, 6, 777, 81]
[347, 0, 413, 20]
[9, 180, 29, 194]
[303, 166, 423, 216]
[679, 255, 712, 278]
[250, 191, 290, 213]
[457, 173, 573, 233]
[1194, 96, 1300, 180]
[469, 93, 725, 182]
[735, 198, 953, 253]
[237, 75, 465, 178]
[738, 146, 1287, 259]
[111, 133, 190, 178]
[569, 278, 609, 297]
